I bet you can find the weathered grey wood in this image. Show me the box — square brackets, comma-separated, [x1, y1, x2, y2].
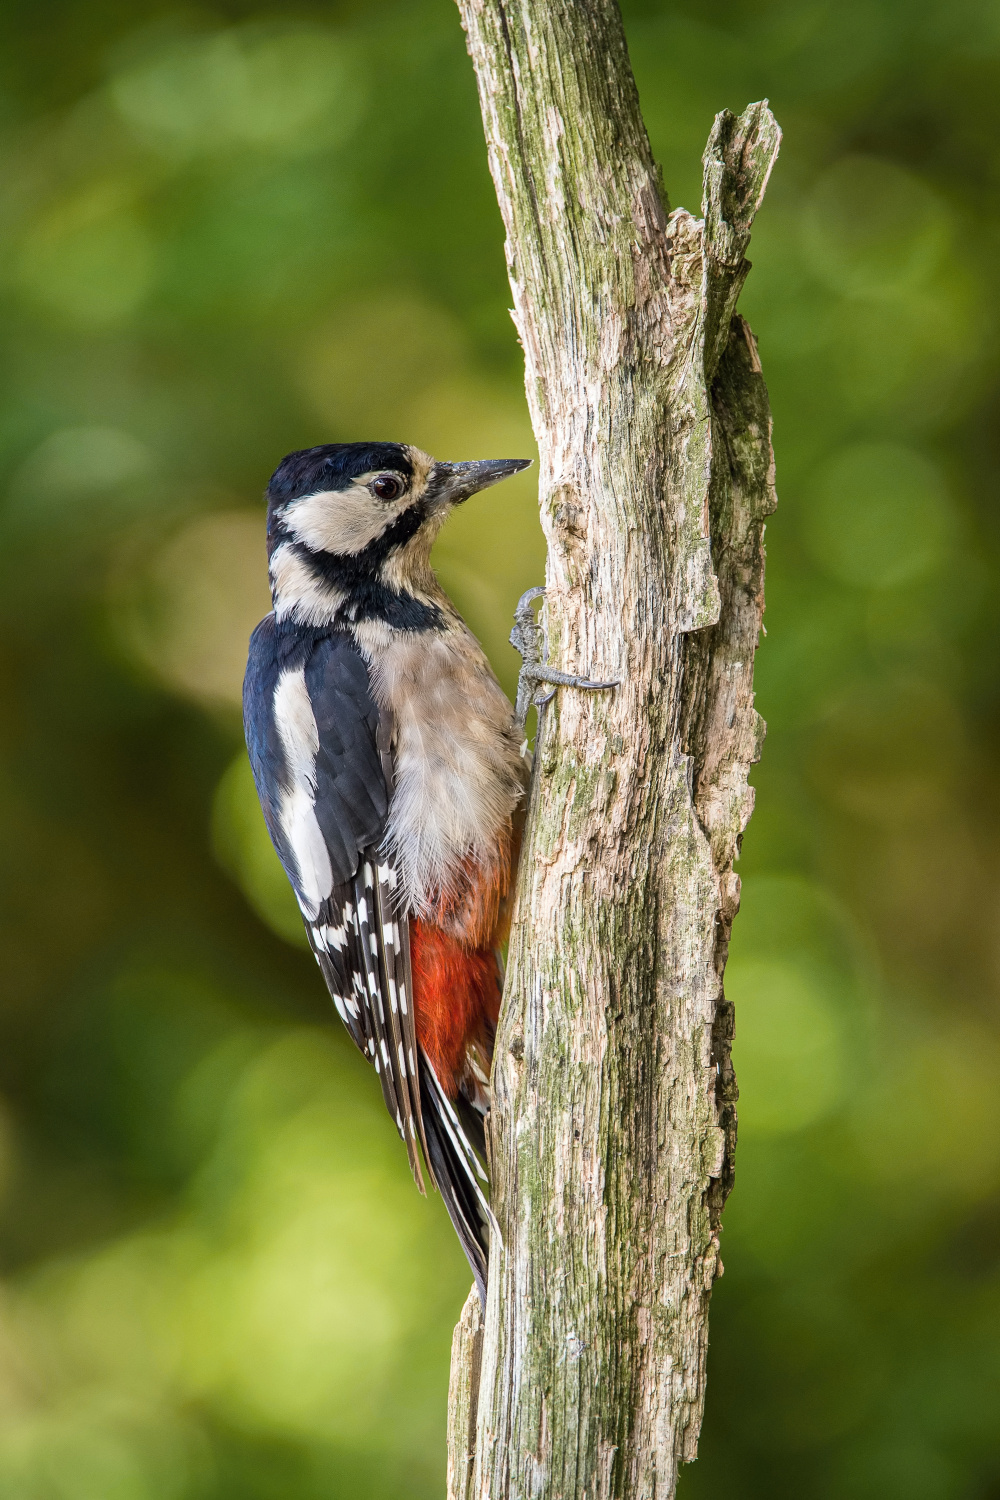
[447, 3, 779, 1494]
[447, 1288, 484, 1500]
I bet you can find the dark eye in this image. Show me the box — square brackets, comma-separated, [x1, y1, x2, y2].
[370, 473, 404, 501]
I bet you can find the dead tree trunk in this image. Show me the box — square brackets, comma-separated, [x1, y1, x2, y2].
[447, 4, 779, 1495]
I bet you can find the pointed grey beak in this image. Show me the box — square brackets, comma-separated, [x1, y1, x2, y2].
[432, 457, 532, 505]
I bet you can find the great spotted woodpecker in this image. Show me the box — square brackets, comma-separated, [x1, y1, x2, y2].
[243, 441, 613, 1298]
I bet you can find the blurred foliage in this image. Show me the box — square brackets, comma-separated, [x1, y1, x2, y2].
[0, 0, 997, 1496]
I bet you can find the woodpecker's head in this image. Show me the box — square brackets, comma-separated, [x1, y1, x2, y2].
[265, 442, 530, 631]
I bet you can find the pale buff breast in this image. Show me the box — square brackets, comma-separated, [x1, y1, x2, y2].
[365, 623, 529, 919]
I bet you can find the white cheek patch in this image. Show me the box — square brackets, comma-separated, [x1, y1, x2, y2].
[280, 483, 402, 556]
[272, 666, 333, 917]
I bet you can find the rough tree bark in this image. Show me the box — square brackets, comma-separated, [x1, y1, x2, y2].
[447, 4, 779, 1496]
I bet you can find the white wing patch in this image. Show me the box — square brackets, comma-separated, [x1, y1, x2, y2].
[272, 666, 333, 918]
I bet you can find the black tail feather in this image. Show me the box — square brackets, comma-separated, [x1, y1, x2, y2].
[419, 1056, 491, 1305]
[455, 1092, 488, 1161]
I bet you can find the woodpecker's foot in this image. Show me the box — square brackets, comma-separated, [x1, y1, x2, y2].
[509, 586, 619, 728]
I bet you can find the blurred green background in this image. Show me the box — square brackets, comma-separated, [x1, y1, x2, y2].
[0, 0, 997, 1496]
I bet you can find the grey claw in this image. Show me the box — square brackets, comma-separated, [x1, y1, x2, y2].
[529, 667, 619, 691]
[510, 585, 618, 728]
[516, 585, 546, 613]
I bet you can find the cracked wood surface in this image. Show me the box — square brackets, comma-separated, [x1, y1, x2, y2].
[448, 3, 779, 1495]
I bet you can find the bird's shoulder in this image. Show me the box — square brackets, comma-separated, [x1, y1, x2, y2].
[245, 615, 373, 711]
[244, 615, 390, 894]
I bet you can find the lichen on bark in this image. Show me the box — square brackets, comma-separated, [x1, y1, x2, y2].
[447, 3, 779, 1495]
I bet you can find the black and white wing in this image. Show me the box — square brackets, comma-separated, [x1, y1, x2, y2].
[243, 619, 494, 1295]
[243, 617, 426, 1186]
